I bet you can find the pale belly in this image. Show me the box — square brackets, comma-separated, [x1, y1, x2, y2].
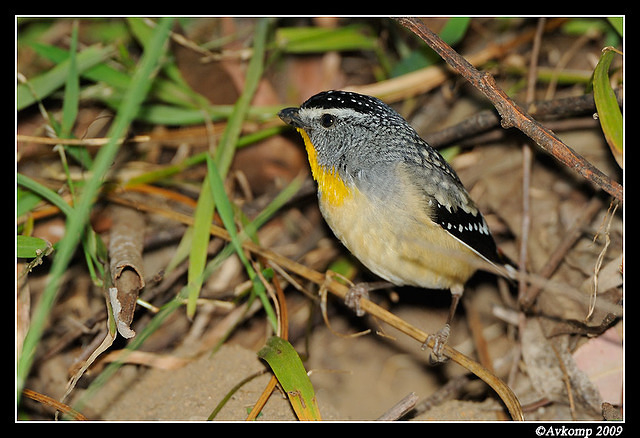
[318, 187, 479, 291]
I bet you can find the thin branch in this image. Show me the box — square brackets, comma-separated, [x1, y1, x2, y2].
[425, 91, 622, 148]
[394, 17, 622, 202]
[376, 392, 419, 421]
[22, 388, 88, 421]
[518, 18, 545, 300]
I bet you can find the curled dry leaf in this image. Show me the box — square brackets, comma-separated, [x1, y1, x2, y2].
[108, 205, 146, 338]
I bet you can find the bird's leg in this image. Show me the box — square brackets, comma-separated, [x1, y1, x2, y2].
[423, 284, 463, 363]
[344, 281, 394, 317]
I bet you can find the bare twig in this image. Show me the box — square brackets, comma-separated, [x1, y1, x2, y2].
[518, 18, 546, 299]
[22, 388, 88, 421]
[425, 91, 622, 149]
[394, 17, 622, 202]
[376, 392, 419, 421]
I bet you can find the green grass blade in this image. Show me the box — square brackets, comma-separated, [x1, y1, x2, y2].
[607, 17, 623, 36]
[593, 46, 623, 166]
[215, 18, 271, 175]
[17, 172, 105, 287]
[275, 24, 377, 53]
[437, 17, 471, 46]
[16, 186, 44, 219]
[56, 21, 94, 179]
[258, 336, 321, 420]
[17, 44, 113, 111]
[29, 24, 206, 113]
[17, 17, 174, 398]
[20, 37, 279, 126]
[244, 174, 304, 240]
[123, 125, 286, 188]
[134, 104, 218, 125]
[17, 235, 53, 259]
[206, 156, 278, 330]
[133, 103, 281, 126]
[17, 173, 75, 217]
[60, 21, 79, 138]
[184, 17, 271, 318]
[206, 157, 250, 271]
[186, 175, 216, 319]
[392, 17, 470, 77]
[31, 41, 132, 90]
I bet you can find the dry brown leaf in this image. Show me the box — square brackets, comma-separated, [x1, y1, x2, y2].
[572, 325, 623, 405]
[521, 318, 602, 416]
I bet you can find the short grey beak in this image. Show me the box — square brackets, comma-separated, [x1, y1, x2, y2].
[278, 107, 304, 128]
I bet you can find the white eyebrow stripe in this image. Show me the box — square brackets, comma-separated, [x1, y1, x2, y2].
[298, 106, 369, 120]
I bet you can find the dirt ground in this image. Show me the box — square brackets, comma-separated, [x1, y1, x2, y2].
[58, 280, 621, 421]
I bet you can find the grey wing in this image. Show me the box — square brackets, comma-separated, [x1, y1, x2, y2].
[399, 149, 503, 266]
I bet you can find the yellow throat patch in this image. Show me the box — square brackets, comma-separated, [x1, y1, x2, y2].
[297, 128, 352, 207]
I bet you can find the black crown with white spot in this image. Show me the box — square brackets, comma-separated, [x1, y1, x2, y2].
[301, 90, 392, 115]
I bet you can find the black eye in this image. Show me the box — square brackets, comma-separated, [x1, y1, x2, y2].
[321, 113, 335, 128]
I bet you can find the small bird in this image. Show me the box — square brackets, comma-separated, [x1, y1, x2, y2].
[279, 90, 514, 361]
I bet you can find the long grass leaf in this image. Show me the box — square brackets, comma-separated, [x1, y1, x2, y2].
[205, 156, 277, 330]
[607, 17, 623, 36]
[186, 176, 215, 319]
[17, 44, 113, 111]
[215, 17, 271, 175]
[16, 173, 75, 217]
[185, 18, 271, 318]
[133, 103, 280, 126]
[60, 21, 79, 138]
[206, 156, 250, 270]
[275, 24, 376, 53]
[30, 41, 132, 90]
[593, 46, 623, 167]
[57, 21, 94, 179]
